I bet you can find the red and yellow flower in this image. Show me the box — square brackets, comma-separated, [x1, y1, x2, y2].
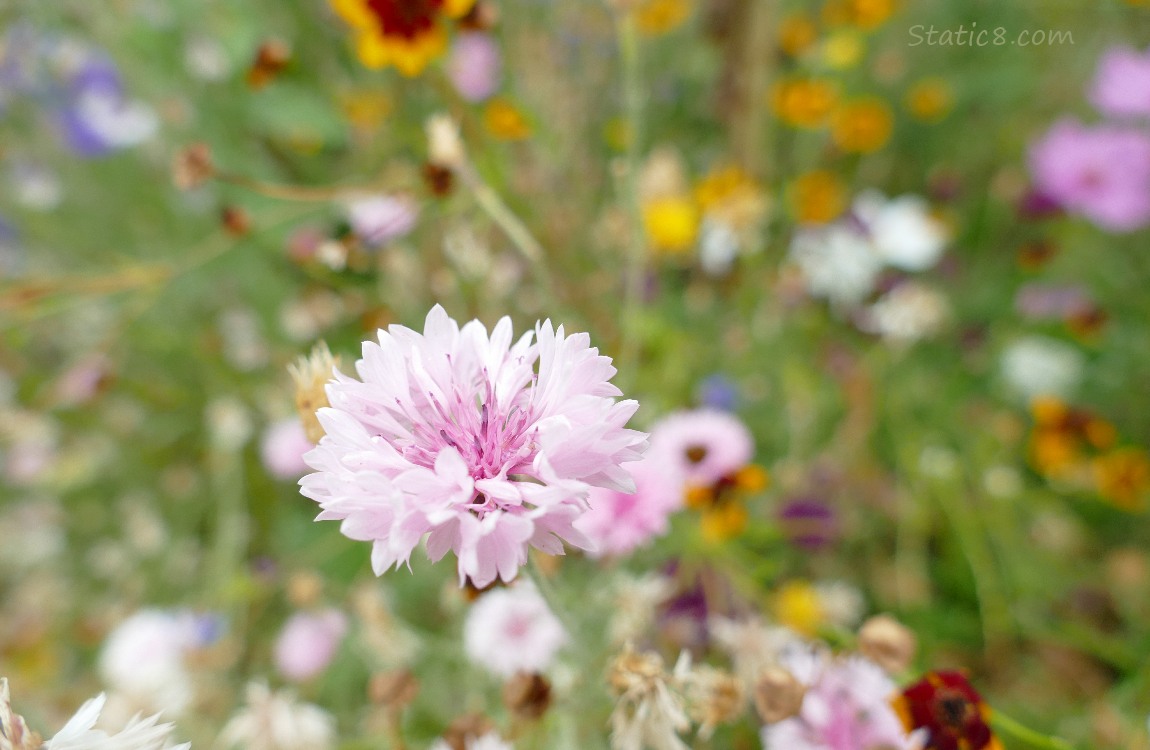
[686, 465, 768, 542]
[892, 671, 1003, 750]
[331, 0, 476, 76]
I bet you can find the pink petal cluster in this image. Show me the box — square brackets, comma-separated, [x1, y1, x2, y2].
[260, 417, 314, 480]
[1090, 45, 1150, 119]
[300, 305, 647, 587]
[274, 609, 348, 682]
[574, 457, 684, 558]
[448, 32, 502, 103]
[1028, 119, 1150, 233]
[762, 649, 925, 750]
[463, 583, 566, 677]
[346, 194, 419, 247]
[648, 409, 753, 486]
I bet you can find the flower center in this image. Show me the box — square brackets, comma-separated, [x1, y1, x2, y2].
[364, 0, 445, 39]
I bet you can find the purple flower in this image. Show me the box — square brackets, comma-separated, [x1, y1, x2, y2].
[1029, 118, 1150, 232]
[695, 374, 739, 412]
[300, 305, 647, 588]
[345, 194, 419, 248]
[777, 496, 838, 550]
[55, 53, 157, 157]
[1090, 45, 1150, 119]
[448, 32, 502, 103]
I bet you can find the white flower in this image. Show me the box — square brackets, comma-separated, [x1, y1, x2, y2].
[812, 581, 865, 629]
[854, 191, 948, 271]
[698, 219, 740, 276]
[1000, 336, 1085, 400]
[789, 225, 883, 310]
[217, 683, 334, 750]
[45, 693, 189, 750]
[463, 583, 566, 677]
[860, 282, 949, 344]
[429, 733, 513, 750]
[98, 610, 197, 719]
[75, 90, 158, 149]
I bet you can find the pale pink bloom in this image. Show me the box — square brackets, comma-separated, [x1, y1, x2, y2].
[430, 733, 513, 750]
[345, 194, 418, 247]
[761, 648, 925, 750]
[648, 409, 753, 487]
[98, 610, 198, 719]
[463, 583, 566, 677]
[274, 609, 348, 682]
[1090, 45, 1150, 119]
[300, 305, 647, 588]
[448, 32, 502, 102]
[260, 418, 314, 480]
[575, 457, 684, 558]
[1028, 118, 1150, 232]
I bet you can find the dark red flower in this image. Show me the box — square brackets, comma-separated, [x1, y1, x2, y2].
[893, 671, 1002, 750]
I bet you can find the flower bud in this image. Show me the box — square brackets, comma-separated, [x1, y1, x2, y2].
[858, 614, 917, 675]
[172, 143, 214, 190]
[753, 666, 805, 724]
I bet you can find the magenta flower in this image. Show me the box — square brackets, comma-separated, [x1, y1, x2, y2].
[1028, 118, 1150, 232]
[1090, 45, 1150, 119]
[448, 32, 502, 103]
[300, 305, 647, 587]
[574, 457, 684, 558]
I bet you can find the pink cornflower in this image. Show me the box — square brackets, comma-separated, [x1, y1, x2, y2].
[274, 609, 348, 682]
[574, 457, 684, 558]
[762, 648, 926, 750]
[448, 32, 502, 103]
[1028, 118, 1150, 233]
[345, 194, 419, 247]
[648, 409, 753, 487]
[463, 583, 566, 677]
[300, 305, 647, 587]
[260, 418, 314, 480]
[1090, 45, 1150, 119]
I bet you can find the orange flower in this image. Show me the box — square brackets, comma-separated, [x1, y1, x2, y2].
[789, 170, 847, 224]
[1094, 449, 1150, 511]
[905, 78, 954, 122]
[483, 98, 532, 140]
[832, 98, 894, 153]
[635, 0, 692, 35]
[772, 78, 839, 128]
[778, 14, 818, 57]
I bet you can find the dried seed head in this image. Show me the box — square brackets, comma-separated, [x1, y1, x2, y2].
[172, 142, 215, 190]
[858, 614, 917, 676]
[753, 666, 806, 724]
[247, 39, 291, 89]
[682, 665, 745, 738]
[221, 205, 251, 236]
[289, 341, 340, 443]
[0, 678, 42, 750]
[369, 669, 419, 711]
[502, 671, 552, 720]
[442, 713, 495, 750]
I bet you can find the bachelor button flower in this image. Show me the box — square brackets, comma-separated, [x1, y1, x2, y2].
[463, 583, 566, 677]
[260, 418, 314, 480]
[330, 0, 476, 76]
[763, 649, 927, 750]
[300, 305, 647, 587]
[448, 32, 501, 102]
[574, 456, 684, 558]
[1028, 118, 1150, 233]
[649, 410, 753, 487]
[274, 609, 349, 682]
[44, 693, 189, 750]
[1090, 45, 1150, 119]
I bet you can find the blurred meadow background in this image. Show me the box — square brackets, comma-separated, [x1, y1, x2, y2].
[2, 0, 1150, 748]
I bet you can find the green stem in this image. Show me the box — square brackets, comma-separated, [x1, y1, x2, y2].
[991, 709, 1077, 750]
[525, 556, 577, 635]
[614, 10, 647, 387]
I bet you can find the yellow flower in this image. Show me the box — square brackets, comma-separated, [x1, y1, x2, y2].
[832, 97, 894, 153]
[821, 30, 865, 70]
[635, 0, 692, 35]
[771, 78, 839, 129]
[1093, 449, 1150, 512]
[700, 502, 748, 543]
[778, 14, 818, 57]
[789, 170, 847, 224]
[330, 0, 475, 76]
[773, 581, 825, 636]
[905, 78, 954, 123]
[643, 196, 700, 253]
[484, 98, 532, 141]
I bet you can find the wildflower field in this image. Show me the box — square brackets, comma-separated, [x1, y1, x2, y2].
[2, 0, 1150, 749]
